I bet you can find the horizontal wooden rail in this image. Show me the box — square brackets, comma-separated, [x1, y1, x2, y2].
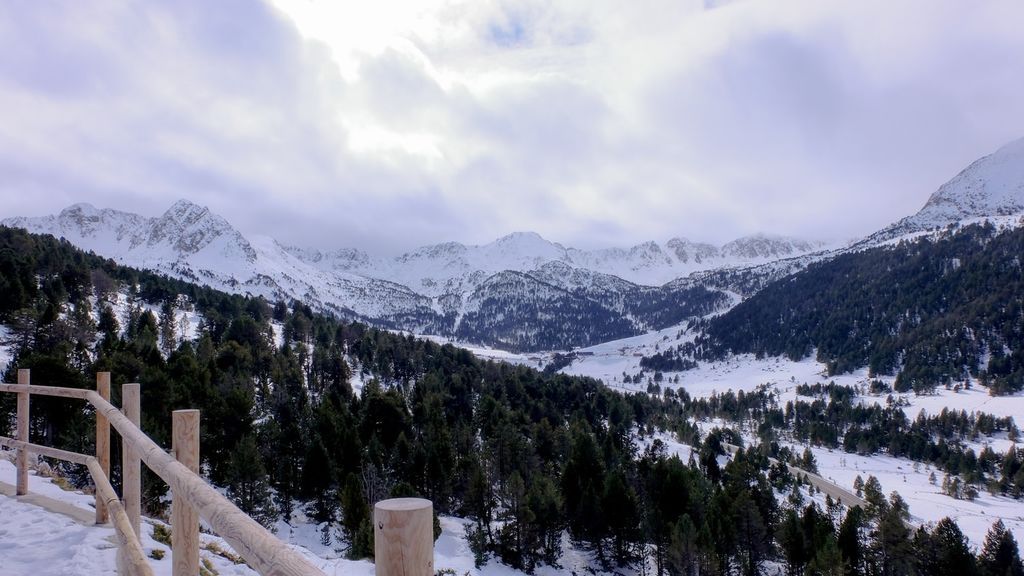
[0, 382, 92, 400]
[0, 437, 153, 576]
[0, 435, 93, 465]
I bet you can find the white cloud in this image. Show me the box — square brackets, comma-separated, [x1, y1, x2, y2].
[1, 0, 1023, 252]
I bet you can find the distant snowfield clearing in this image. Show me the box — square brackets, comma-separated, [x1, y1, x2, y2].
[802, 443, 1024, 550]
[0, 325, 12, 375]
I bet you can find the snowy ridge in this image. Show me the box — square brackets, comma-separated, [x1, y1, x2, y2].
[292, 231, 825, 291]
[867, 137, 1024, 244]
[2, 201, 435, 324]
[2, 201, 814, 350]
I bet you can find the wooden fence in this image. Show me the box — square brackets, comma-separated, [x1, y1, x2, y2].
[0, 369, 437, 576]
[0, 370, 332, 575]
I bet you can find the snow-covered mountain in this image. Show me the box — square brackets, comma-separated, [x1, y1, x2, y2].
[4, 201, 434, 324]
[695, 136, 1024, 297]
[866, 136, 1024, 244]
[4, 201, 815, 350]
[6, 137, 1023, 352]
[287, 230, 823, 292]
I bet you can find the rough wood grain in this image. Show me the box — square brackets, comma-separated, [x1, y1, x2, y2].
[123, 383, 142, 538]
[374, 498, 434, 576]
[96, 372, 111, 524]
[172, 410, 200, 576]
[16, 369, 29, 496]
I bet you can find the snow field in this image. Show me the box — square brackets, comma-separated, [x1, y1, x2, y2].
[799, 444, 1024, 549]
[556, 327, 1024, 551]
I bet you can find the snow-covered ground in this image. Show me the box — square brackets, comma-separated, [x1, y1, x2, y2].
[418, 334, 547, 369]
[0, 455, 645, 576]
[571, 333, 1024, 550]
[562, 323, 1024, 421]
[799, 443, 1024, 549]
[663, 414, 1022, 551]
[0, 325, 12, 375]
[0, 458, 258, 576]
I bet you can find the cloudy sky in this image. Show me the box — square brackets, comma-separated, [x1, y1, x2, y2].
[1, 0, 1023, 253]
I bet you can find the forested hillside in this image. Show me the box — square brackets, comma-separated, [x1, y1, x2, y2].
[0, 225, 1020, 576]
[693, 223, 1024, 394]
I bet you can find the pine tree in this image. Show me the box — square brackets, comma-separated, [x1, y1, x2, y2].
[979, 520, 1024, 576]
[159, 299, 177, 357]
[666, 515, 699, 576]
[806, 536, 845, 576]
[496, 471, 536, 570]
[301, 438, 335, 529]
[779, 508, 807, 575]
[340, 473, 372, 559]
[225, 435, 277, 528]
[837, 506, 866, 576]
[929, 517, 977, 576]
[862, 476, 886, 518]
[527, 474, 562, 564]
[733, 489, 769, 576]
[604, 469, 640, 566]
[872, 503, 913, 576]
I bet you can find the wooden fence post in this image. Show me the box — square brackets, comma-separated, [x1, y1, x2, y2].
[374, 498, 434, 576]
[172, 410, 200, 576]
[15, 369, 29, 496]
[122, 382, 142, 538]
[96, 371, 111, 524]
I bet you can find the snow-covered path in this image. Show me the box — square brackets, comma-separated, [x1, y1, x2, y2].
[0, 483, 118, 575]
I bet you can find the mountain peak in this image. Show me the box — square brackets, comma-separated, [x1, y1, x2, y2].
[920, 137, 1024, 219]
[144, 199, 255, 261]
[870, 137, 1024, 243]
[491, 231, 550, 246]
[162, 199, 211, 222]
[484, 232, 565, 266]
[60, 202, 100, 216]
[722, 233, 819, 260]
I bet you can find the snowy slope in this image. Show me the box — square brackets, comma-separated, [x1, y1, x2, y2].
[562, 333, 1024, 547]
[866, 137, 1024, 244]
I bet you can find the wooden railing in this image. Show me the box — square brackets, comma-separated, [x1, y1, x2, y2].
[0, 368, 437, 576]
[0, 369, 325, 576]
